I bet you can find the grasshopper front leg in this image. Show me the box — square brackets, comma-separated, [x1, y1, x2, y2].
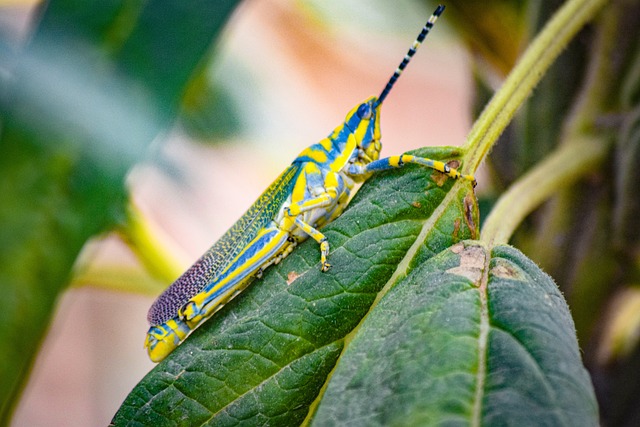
[351, 153, 477, 187]
[288, 212, 332, 272]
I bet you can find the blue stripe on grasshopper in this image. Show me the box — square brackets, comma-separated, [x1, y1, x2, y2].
[145, 5, 476, 362]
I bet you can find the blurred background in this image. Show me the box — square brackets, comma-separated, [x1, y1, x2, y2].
[1, 0, 473, 425]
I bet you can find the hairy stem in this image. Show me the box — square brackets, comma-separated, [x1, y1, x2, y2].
[462, 0, 608, 175]
[119, 201, 185, 285]
[480, 136, 608, 246]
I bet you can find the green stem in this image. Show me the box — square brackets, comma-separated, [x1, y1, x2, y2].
[119, 201, 185, 285]
[71, 262, 166, 295]
[462, 0, 608, 175]
[523, 1, 621, 274]
[480, 136, 608, 246]
[563, 0, 621, 135]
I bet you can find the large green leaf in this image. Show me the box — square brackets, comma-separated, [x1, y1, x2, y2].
[0, 0, 241, 421]
[310, 242, 598, 426]
[112, 146, 479, 425]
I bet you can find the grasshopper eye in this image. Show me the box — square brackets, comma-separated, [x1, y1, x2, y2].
[356, 103, 372, 119]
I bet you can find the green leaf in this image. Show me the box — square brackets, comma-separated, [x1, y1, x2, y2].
[310, 242, 598, 426]
[112, 146, 479, 425]
[0, 0, 242, 421]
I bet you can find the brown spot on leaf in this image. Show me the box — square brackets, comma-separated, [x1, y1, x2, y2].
[450, 242, 465, 254]
[452, 218, 461, 241]
[412, 201, 421, 208]
[447, 160, 461, 169]
[447, 244, 486, 285]
[432, 171, 448, 187]
[490, 258, 526, 280]
[464, 191, 478, 239]
[287, 271, 301, 285]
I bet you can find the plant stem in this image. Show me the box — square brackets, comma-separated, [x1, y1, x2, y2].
[480, 136, 608, 246]
[462, 0, 608, 175]
[563, 0, 621, 136]
[523, 1, 621, 274]
[71, 261, 167, 295]
[119, 201, 185, 285]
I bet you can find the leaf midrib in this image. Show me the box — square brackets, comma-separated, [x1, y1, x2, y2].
[301, 180, 468, 426]
[471, 244, 490, 427]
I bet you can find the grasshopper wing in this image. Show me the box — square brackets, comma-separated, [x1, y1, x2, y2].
[147, 164, 301, 326]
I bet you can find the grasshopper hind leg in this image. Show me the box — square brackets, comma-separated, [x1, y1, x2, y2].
[178, 229, 293, 325]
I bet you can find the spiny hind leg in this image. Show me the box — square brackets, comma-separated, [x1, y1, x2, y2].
[361, 154, 477, 186]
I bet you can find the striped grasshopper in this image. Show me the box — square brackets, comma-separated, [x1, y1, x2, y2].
[145, 5, 475, 362]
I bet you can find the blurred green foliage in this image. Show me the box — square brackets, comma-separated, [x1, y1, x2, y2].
[0, 0, 242, 422]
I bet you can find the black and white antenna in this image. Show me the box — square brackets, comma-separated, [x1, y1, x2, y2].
[374, 4, 445, 108]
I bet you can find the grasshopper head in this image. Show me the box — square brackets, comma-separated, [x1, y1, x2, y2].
[343, 96, 382, 163]
[341, 4, 446, 165]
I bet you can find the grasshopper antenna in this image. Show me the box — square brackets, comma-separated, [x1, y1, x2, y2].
[374, 4, 445, 108]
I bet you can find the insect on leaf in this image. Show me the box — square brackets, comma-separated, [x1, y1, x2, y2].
[112, 146, 478, 425]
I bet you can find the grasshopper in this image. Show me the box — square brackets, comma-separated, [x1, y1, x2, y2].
[145, 4, 475, 362]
